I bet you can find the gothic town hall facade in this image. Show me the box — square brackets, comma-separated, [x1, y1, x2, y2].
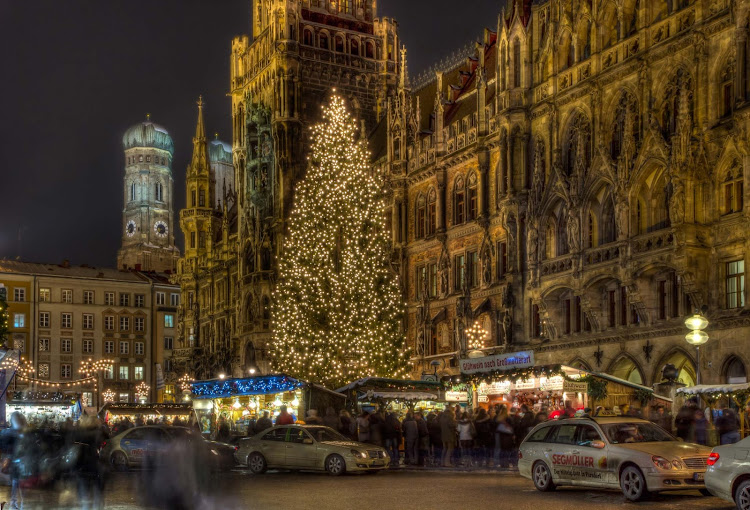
[171, 0, 750, 391]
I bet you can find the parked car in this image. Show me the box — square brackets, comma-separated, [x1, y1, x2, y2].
[101, 425, 237, 471]
[236, 425, 389, 476]
[518, 417, 712, 501]
[705, 436, 750, 510]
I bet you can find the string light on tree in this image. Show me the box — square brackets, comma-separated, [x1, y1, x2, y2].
[271, 94, 409, 388]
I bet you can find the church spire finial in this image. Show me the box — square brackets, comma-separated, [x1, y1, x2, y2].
[146, 113, 151, 121]
[194, 96, 206, 142]
[400, 45, 409, 89]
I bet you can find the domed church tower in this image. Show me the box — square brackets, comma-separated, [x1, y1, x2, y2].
[117, 115, 180, 272]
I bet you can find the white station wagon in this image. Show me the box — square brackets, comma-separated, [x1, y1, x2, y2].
[518, 417, 712, 501]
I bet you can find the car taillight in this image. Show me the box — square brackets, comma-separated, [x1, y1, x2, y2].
[707, 452, 719, 466]
[234, 446, 239, 451]
[100, 441, 107, 449]
[518, 451, 523, 459]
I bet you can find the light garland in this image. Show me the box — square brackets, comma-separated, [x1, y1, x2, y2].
[15, 374, 97, 388]
[178, 373, 193, 392]
[192, 374, 303, 399]
[466, 321, 489, 351]
[270, 94, 409, 389]
[135, 382, 151, 401]
[103, 389, 116, 403]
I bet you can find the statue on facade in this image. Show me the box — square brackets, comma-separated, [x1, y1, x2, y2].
[416, 328, 425, 356]
[527, 220, 539, 263]
[615, 195, 629, 239]
[482, 249, 492, 286]
[669, 177, 685, 225]
[502, 310, 512, 346]
[567, 209, 581, 252]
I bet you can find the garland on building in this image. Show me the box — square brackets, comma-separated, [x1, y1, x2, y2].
[0, 292, 9, 349]
[271, 95, 408, 389]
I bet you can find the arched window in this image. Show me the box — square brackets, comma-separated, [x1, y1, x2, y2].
[335, 35, 344, 53]
[453, 176, 465, 225]
[190, 188, 197, 207]
[415, 194, 426, 239]
[467, 172, 478, 220]
[303, 28, 313, 46]
[722, 161, 744, 215]
[319, 33, 329, 50]
[726, 357, 747, 384]
[587, 211, 597, 248]
[721, 57, 736, 118]
[564, 111, 591, 176]
[662, 68, 692, 139]
[651, 174, 670, 231]
[198, 187, 206, 207]
[155, 182, 163, 202]
[426, 188, 437, 236]
[610, 92, 639, 161]
[393, 137, 401, 160]
[500, 43, 507, 91]
[365, 41, 374, 59]
[610, 356, 644, 384]
[130, 183, 136, 202]
[350, 38, 359, 56]
[512, 38, 521, 88]
[601, 196, 616, 244]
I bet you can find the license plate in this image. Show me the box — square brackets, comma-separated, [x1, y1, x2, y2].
[371, 460, 383, 467]
[693, 472, 704, 481]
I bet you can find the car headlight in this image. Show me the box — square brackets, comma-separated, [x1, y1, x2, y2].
[652, 456, 673, 470]
[671, 459, 684, 470]
[351, 449, 366, 459]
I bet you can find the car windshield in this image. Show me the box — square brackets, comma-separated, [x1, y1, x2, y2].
[600, 422, 675, 444]
[166, 427, 201, 441]
[305, 427, 348, 442]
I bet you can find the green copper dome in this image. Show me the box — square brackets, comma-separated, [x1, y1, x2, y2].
[209, 139, 232, 164]
[122, 116, 175, 155]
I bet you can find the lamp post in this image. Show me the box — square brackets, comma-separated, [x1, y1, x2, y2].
[684, 310, 709, 385]
[466, 321, 488, 358]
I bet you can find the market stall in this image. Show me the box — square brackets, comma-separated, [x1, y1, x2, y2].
[191, 374, 345, 437]
[98, 403, 194, 427]
[336, 377, 447, 414]
[676, 383, 750, 439]
[6, 392, 82, 425]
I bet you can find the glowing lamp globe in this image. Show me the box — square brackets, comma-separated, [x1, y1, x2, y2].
[685, 330, 709, 346]
[684, 313, 708, 331]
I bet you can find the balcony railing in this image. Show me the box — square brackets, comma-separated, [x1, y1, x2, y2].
[540, 255, 574, 276]
[631, 230, 674, 254]
[584, 244, 620, 265]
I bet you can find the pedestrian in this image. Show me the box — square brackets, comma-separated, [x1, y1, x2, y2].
[356, 410, 371, 443]
[457, 412, 475, 466]
[339, 410, 355, 440]
[439, 405, 457, 467]
[415, 411, 429, 466]
[368, 408, 384, 447]
[402, 411, 418, 465]
[323, 407, 340, 430]
[276, 405, 294, 425]
[254, 411, 273, 435]
[494, 405, 515, 468]
[516, 405, 535, 445]
[71, 415, 108, 510]
[473, 408, 494, 466]
[427, 412, 442, 466]
[717, 406, 741, 445]
[383, 411, 402, 465]
[675, 400, 697, 442]
[216, 416, 231, 442]
[694, 410, 708, 446]
[1, 412, 27, 510]
[305, 409, 323, 425]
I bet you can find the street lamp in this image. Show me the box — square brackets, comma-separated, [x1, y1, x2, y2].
[466, 321, 488, 358]
[685, 310, 709, 385]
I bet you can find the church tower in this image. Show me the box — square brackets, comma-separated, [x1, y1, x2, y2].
[118, 115, 180, 272]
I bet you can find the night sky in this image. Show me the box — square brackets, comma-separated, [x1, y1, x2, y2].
[0, 0, 500, 268]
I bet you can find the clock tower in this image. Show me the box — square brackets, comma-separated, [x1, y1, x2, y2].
[117, 115, 180, 272]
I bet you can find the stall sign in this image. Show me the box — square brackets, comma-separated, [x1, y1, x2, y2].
[478, 381, 511, 395]
[445, 391, 468, 402]
[477, 395, 489, 403]
[514, 379, 536, 390]
[563, 380, 589, 393]
[459, 351, 534, 375]
[539, 376, 564, 391]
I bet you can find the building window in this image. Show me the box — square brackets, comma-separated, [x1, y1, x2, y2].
[199, 232, 206, 249]
[13, 288, 25, 302]
[119, 293, 130, 307]
[13, 314, 25, 328]
[39, 338, 49, 351]
[62, 289, 73, 304]
[498, 241, 508, 277]
[513, 38, 521, 88]
[120, 341, 129, 355]
[454, 254, 466, 292]
[188, 292, 194, 308]
[562, 298, 571, 335]
[727, 260, 746, 309]
[467, 173, 478, 221]
[104, 315, 115, 331]
[138, 155, 143, 162]
[119, 366, 129, 380]
[170, 293, 180, 306]
[13, 336, 23, 352]
[134, 366, 144, 381]
[135, 294, 145, 307]
[83, 290, 94, 305]
[120, 316, 130, 331]
[119, 393, 129, 403]
[164, 314, 174, 328]
[82, 314, 94, 330]
[104, 340, 114, 354]
[104, 365, 114, 379]
[199, 188, 206, 207]
[61, 338, 71, 353]
[722, 167, 744, 215]
[428, 263, 438, 298]
[39, 288, 50, 302]
[467, 251, 479, 288]
[164, 337, 173, 350]
[416, 194, 426, 239]
[453, 177, 465, 225]
[135, 317, 145, 332]
[620, 286, 628, 326]
[61, 313, 72, 329]
[38, 363, 49, 379]
[416, 266, 426, 300]
[155, 182, 163, 201]
[135, 341, 144, 355]
[130, 182, 136, 201]
[608, 290, 616, 327]
[156, 292, 165, 305]
[531, 303, 541, 338]
[164, 359, 173, 372]
[105, 292, 115, 306]
[426, 189, 436, 236]
[61, 364, 71, 379]
[83, 339, 93, 354]
[81, 392, 93, 408]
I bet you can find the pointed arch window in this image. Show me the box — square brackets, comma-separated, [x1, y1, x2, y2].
[721, 58, 736, 119]
[416, 194, 426, 239]
[662, 68, 692, 139]
[564, 111, 591, 176]
[453, 176, 465, 225]
[545, 222, 556, 259]
[426, 188, 437, 236]
[191, 188, 197, 207]
[722, 163, 744, 215]
[500, 43, 507, 91]
[198, 187, 206, 207]
[467, 172, 478, 220]
[610, 93, 640, 161]
[601, 196, 616, 244]
[587, 211, 597, 249]
[512, 38, 521, 88]
[155, 182, 163, 202]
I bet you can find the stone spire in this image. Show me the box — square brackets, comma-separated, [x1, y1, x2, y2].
[190, 96, 210, 175]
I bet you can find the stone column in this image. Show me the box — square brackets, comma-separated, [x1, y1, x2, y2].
[437, 170, 447, 232]
[737, 29, 748, 102]
[478, 150, 489, 217]
[498, 137, 507, 196]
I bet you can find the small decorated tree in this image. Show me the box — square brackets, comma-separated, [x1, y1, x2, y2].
[271, 95, 408, 388]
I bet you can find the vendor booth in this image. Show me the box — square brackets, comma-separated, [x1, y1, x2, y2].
[676, 383, 750, 441]
[336, 377, 447, 414]
[99, 403, 194, 427]
[191, 374, 345, 437]
[6, 392, 82, 425]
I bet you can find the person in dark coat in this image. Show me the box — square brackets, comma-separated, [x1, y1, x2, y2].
[675, 401, 697, 442]
[383, 412, 402, 465]
[516, 405, 535, 447]
[427, 412, 442, 465]
[439, 406, 457, 467]
[368, 409, 384, 446]
[473, 408, 494, 466]
[415, 412, 429, 466]
[401, 412, 418, 465]
[72, 415, 108, 510]
[253, 411, 273, 435]
[322, 407, 340, 431]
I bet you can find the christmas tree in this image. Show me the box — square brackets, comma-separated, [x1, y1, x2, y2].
[271, 94, 408, 388]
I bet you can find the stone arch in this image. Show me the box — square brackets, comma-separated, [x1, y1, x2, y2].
[652, 347, 696, 386]
[607, 353, 645, 385]
[631, 161, 670, 234]
[568, 356, 592, 372]
[302, 26, 314, 46]
[723, 355, 748, 384]
[243, 342, 258, 372]
[557, 27, 574, 70]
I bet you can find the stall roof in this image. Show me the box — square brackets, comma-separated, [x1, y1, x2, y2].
[100, 403, 193, 416]
[336, 377, 443, 393]
[360, 391, 439, 401]
[576, 369, 672, 402]
[192, 374, 306, 399]
[676, 383, 750, 395]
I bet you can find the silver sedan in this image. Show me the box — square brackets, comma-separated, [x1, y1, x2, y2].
[705, 436, 750, 510]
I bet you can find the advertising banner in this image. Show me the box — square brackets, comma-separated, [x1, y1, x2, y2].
[459, 351, 534, 375]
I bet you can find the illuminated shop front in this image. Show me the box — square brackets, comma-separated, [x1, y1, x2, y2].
[99, 402, 194, 425]
[6, 392, 82, 425]
[191, 374, 344, 437]
[337, 377, 447, 414]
